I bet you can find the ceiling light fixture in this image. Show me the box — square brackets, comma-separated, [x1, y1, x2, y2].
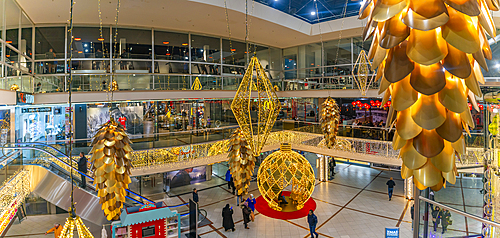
[74, 38, 81, 41]
[163, 41, 169, 44]
[311, 11, 316, 15]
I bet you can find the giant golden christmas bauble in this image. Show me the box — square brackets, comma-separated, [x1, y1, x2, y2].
[257, 143, 315, 211]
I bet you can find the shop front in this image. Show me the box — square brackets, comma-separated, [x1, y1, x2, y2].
[15, 105, 69, 143]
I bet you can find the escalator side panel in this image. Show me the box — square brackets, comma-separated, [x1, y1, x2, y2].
[25, 165, 107, 225]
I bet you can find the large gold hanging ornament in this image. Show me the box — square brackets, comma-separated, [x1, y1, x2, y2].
[360, 0, 497, 190]
[257, 143, 315, 211]
[59, 214, 94, 238]
[231, 56, 281, 156]
[352, 50, 375, 96]
[320, 97, 341, 149]
[227, 128, 255, 196]
[191, 77, 203, 90]
[90, 119, 133, 220]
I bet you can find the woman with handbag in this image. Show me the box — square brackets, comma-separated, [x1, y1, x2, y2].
[431, 207, 441, 232]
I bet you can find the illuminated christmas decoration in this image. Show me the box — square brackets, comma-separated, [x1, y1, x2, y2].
[257, 143, 315, 211]
[359, 0, 497, 190]
[191, 77, 202, 90]
[320, 97, 341, 149]
[59, 215, 94, 238]
[227, 128, 255, 196]
[231, 56, 281, 156]
[352, 50, 375, 96]
[90, 119, 133, 220]
[9, 84, 19, 91]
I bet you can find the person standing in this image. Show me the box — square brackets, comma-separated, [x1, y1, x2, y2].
[45, 223, 62, 238]
[192, 188, 199, 203]
[77, 152, 88, 189]
[329, 158, 336, 177]
[429, 190, 435, 210]
[236, 191, 242, 206]
[222, 204, 235, 232]
[246, 194, 256, 212]
[307, 210, 319, 238]
[230, 177, 236, 195]
[440, 208, 451, 234]
[410, 203, 414, 230]
[386, 177, 396, 201]
[242, 203, 251, 229]
[225, 169, 232, 190]
[431, 207, 441, 232]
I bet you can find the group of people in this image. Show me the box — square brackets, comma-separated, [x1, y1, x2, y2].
[221, 194, 256, 231]
[431, 207, 452, 234]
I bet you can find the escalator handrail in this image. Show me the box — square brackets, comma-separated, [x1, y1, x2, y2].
[2, 143, 154, 204]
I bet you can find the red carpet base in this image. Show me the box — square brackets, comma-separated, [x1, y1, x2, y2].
[255, 191, 317, 220]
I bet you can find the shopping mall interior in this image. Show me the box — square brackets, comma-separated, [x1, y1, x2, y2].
[0, 0, 498, 237]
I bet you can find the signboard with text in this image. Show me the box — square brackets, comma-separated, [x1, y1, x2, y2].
[385, 227, 399, 238]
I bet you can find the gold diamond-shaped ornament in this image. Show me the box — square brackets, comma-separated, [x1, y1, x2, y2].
[352, 50, 374, 96]
[191, 77, 203, 90]
[231, 56, 281, 156]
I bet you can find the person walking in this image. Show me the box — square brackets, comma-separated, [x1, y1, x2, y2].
[440, 208, 451, 234]
[236, 191, 243, 206]
[386, 177, 396, 201]
[242, 202, 251, 229]
[222, 204, 235, 232]
[246, 194, 256, 212]
[307, 210, 319, 238]
[45, 223, 62, 238]
[192, 188, 199, 203]
[431, 207, 441, 232]
[225, 169, 232, 189]
[410, 203, 414, 230]
[77, 152, 88, 189]
[329, 158, 336, 178]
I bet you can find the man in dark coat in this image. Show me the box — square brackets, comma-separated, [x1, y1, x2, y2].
[386, 177, 396, 201]
[329, 158, 336, 177]
[222, 204, 235, 232]
[242, 203, 251, 229]
[440, 208, 451, 234]
[431, 207, 441, 232]
[192, 188, 199, 203]
[307, 210, 319, 238]
[77, 152, 88, 189]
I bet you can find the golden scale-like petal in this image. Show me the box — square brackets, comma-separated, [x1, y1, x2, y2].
[90, 119, 133, 220]
[362, 0, 498, 190]
[227, 128, 256, 196]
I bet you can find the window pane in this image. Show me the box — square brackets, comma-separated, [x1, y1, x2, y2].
[112, 28, 151, 59]
[191, 34, 220, 63]
[222, 39, 246, 66]
[324, 38, 351, 65]
[5, 0, 19, 48]
[35, 27, 66, 59]
[21, 12, 32, 58]
[270, 47, 281, 70]
[352, 37, 371, 64]
[72, 27, 110, 58]
[154, 31, 188, 61]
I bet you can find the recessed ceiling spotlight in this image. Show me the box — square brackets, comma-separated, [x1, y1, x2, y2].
[311, 11, 316, 15]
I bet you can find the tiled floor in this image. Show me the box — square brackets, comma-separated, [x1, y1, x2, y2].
[5, 162, 482, 238]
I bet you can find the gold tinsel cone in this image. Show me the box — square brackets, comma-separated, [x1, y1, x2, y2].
[227, 128, 255, 196]
[320, 97, 341, 149]
[359, 0, 497, 190]
[90, 119, 133, 220]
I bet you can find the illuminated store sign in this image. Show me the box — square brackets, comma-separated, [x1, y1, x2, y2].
[21, 107, 51, 113]
[16, 92, 34, 105]
[385, 227, 399, 238]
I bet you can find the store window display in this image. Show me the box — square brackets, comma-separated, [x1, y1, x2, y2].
[15, 106, 67, 143]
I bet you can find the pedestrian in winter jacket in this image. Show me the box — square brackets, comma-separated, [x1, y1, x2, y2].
[307, 210, 319, 238]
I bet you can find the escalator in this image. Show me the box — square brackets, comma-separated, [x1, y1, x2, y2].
[1, 142, 155, 225]
[0, 142, 207, 231]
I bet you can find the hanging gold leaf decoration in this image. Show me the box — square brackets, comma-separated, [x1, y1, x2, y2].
[227, 128, 255, 196]
[352, 50, 375, 96]
[59, 215, 94, 238]
[90, 119, 133, 220]
[231, 56, 281, 156]
[320, 97, 341, 149]
[360, 0, 497, 190]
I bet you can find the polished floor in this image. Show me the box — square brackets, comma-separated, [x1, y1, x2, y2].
[5, 163, 482, 238]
